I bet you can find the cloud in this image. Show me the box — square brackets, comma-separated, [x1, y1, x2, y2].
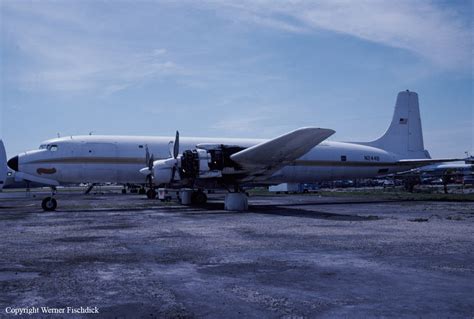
[2, 0, 470, 96]
[210, 104, 299, 138]
[206, 0, 472, 70]
[1, 2, 185, 94]
[15, 43, 181, 93]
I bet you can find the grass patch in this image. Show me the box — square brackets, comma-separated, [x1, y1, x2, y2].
[318, 190, 474, 202]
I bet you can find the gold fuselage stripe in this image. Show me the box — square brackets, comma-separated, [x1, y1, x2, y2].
[27, 157, 398, 167]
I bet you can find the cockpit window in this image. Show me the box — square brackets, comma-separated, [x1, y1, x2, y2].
[39, 144, 47, 149]
[48, 145, 58, 152]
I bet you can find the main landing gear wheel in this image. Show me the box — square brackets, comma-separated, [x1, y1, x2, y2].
[41, 197, 57, 211]
[146, 189, 157, 199]
[191, 191, 207, 205]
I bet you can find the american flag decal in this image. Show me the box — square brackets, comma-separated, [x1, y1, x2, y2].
[399, 118, 408, 124]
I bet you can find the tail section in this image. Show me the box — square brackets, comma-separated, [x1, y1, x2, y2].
[364, 90, 430, 159]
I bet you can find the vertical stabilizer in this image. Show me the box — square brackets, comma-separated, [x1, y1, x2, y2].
[364, 90, 429, 159]
[0, 140, 7, 191]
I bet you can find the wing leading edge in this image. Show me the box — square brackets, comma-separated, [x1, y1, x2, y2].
[230, 127, 335, 181]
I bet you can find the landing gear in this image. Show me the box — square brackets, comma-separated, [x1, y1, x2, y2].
[191, 190, 207, 205]
[146, 189, 157, 199]
[41, 187, 58, 211]
[41, 197, 57, 211]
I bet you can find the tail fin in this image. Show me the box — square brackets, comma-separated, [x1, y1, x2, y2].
[364, 90, 430, 159]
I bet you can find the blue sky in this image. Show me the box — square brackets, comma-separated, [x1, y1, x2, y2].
[1, 0, 472, 158]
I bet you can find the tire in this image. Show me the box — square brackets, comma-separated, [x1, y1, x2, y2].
[146, 189, 157, 199]
[41, 197, 57, 211]
[192, 191, 207, 204]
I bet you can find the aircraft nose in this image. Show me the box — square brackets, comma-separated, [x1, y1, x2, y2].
[7, 156, 19, 171]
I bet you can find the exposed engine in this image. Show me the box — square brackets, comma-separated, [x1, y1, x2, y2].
[152, 144, 245, 187]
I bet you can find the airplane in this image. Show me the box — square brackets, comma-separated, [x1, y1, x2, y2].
[393, 160, 473, 191]
[2, 90, 459, 211]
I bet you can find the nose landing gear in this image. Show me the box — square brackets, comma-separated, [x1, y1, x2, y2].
[41, 187, 57, 211]
[41, 197, 57, 211]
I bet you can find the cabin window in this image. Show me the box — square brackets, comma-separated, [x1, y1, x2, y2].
[341, 155, 347, 162]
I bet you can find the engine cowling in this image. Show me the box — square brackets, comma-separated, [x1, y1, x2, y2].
[153, 158, 178, 185]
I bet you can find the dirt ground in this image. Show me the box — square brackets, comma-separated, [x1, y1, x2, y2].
[0, 192, 473, 318]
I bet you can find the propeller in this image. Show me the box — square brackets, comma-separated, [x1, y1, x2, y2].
[173, 131, 179, 159]
[139, 131, 181, 186]
[170, 131, 179, 183]
[140, 145, 154, 188]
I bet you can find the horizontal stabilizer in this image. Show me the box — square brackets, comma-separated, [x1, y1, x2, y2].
[396, 158, 462, 166]
[231, 127, 335, 169]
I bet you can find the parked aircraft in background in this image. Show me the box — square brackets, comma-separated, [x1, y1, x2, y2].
[395, 160, 473, 191]
[416, 162, 473, 176]
[3, 91, 459, 211]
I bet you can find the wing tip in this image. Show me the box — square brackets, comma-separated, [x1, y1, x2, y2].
[295, 127, 335, 135]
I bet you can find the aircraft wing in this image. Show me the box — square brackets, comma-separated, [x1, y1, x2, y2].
[230, 127, 335, 182]
[14, 171, 60, 187]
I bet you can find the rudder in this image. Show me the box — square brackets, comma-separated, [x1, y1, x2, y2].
[365, 90, 429, 159]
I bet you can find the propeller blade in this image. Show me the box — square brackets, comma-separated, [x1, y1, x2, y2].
[173, 131, 179, 159]
[145, 145, 150, 165]
[139, 167, 152, 176]
[170, 165, 176, 184]
[148, 154, 154, 170]
[146, 174, 153, 188]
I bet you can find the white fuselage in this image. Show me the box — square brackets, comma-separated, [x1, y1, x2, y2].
[17, 135, 407, 185]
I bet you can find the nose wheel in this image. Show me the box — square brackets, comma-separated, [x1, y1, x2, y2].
[41, 197, 57, 211]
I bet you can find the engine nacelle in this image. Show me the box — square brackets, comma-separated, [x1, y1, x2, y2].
[153, 158, 178, 185]
[180, 149, 223, 180]
[149, 144, 243, 186]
